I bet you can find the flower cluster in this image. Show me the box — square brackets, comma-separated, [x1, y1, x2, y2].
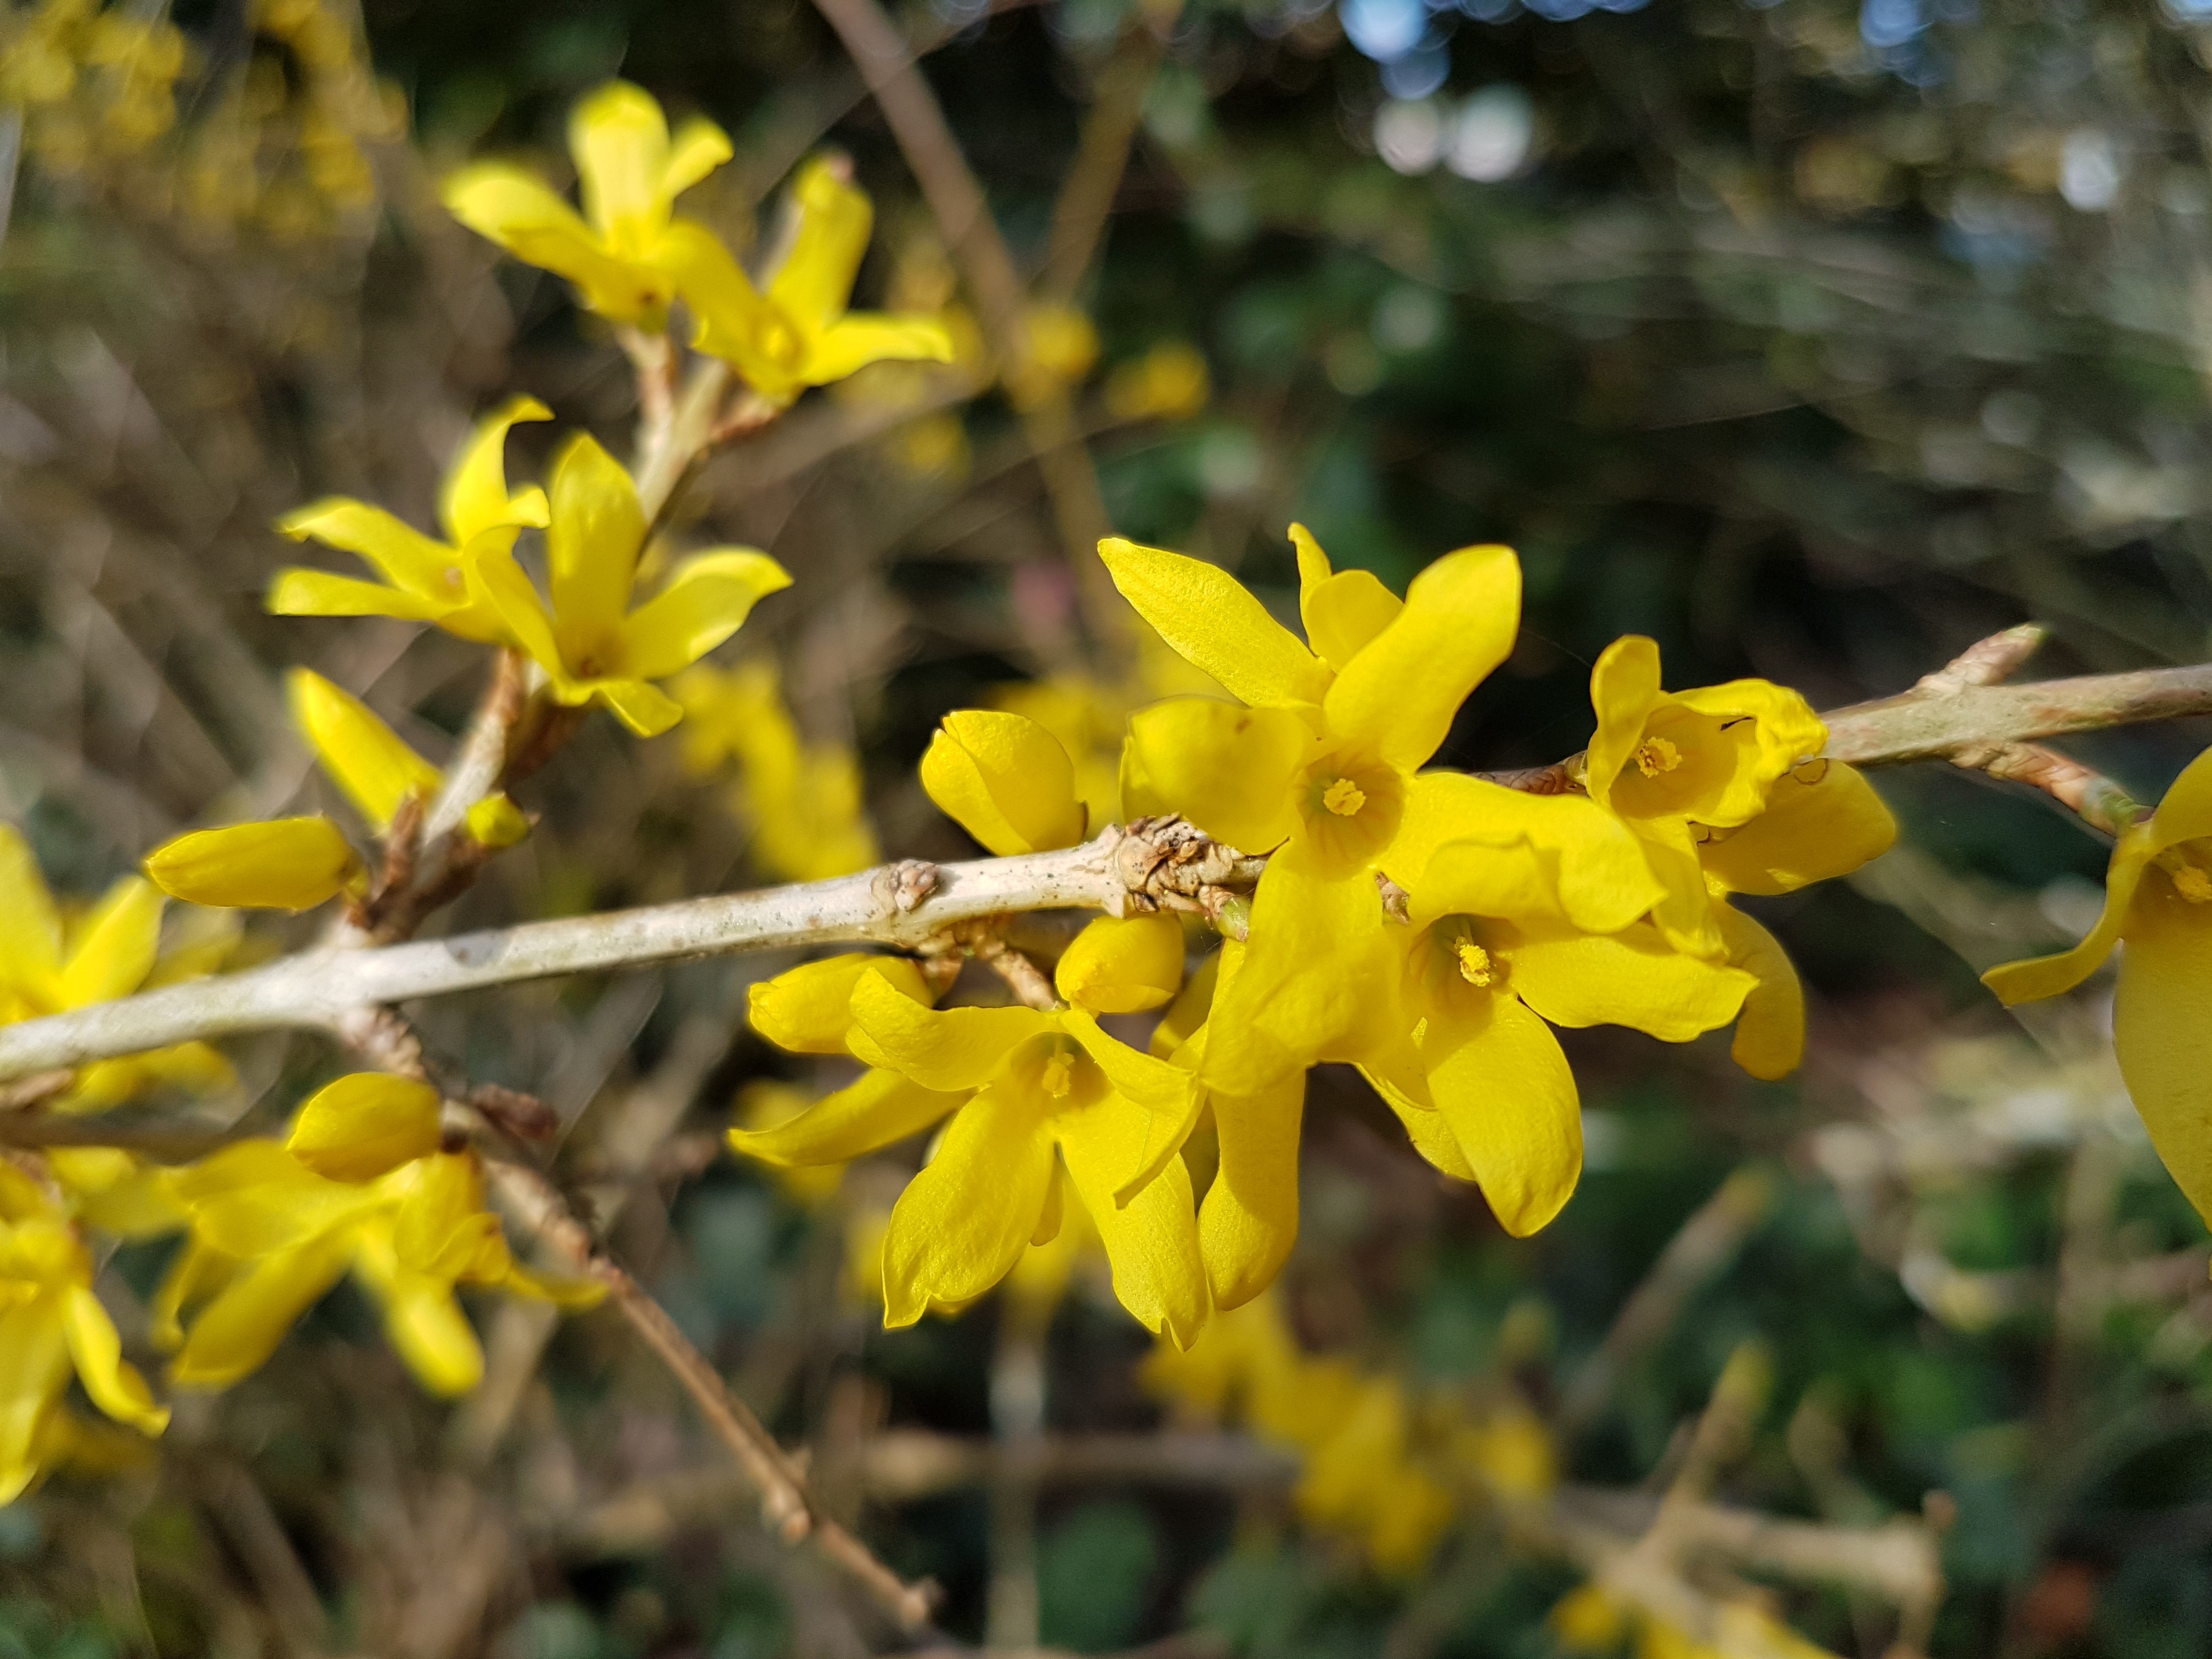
[732, 526, 1895, 1346]
[1144, 1292, 1554, 1575]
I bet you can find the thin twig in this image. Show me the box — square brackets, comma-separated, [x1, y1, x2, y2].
[1036, 7, 1180, 304]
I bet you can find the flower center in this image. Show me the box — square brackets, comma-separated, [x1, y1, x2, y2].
[1041, 1052, 1075, 1098]
[1321, 777, 1367, 816]
[2175, 865, 2212, 905]
[1634, 736, 1683, 777]
[1454, 941, 1494, 987]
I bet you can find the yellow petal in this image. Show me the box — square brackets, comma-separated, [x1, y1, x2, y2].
[847, 969, 1053, 1090]
[879, 1085, 1054, 1326]
[1714, 901, 1805, 1081]
[921, 710, 1089, 855]
[1671, 678, 1829, 827]
[58, 877, 161, 1007]
[802, 313, 956, 384]
[769, 157, 872, 335]
[1059, 1007, 1203, 1203]
[0, 823, 62, 995]
[749, 954, 933, 1056]
[1424, 994, 1580, 1237]
[616, 549, 791, 682]
[287, 669, 441, 834]
[663, 115, 733, 199]
[1507, 922, 1754, 1042]
[61, 1286, 168, 1436]
[1057, 1104, 1209, 1348]
[1640, 819, 1728, 961]
[1291, 523, 1403, 673]
[1054, 913, 1185, 1013]
[176, 1142, 377, 1257]
[377, 1278, 486, 1397]
[144, 817, 360, 911]
[2113, 870, 2212, 1227]
[286, 1073, 443, 1182]
[0, 1303, 70, 1504]
[168, 1232, 353, 1389]
[464, 793, 532, 849]
[1149, 946, 1222, 1060]
[1122, 697, 1309, 854]
[1201, 1079, 1304, 1310]
[462, 541, 566, 682]
[276, 499, 456, 597]
[570, 80, 671, 247]
[545, 433, 646, 669]
[584, 676, 685, 737]
[1983, 825, 2153, 1006]
[1582, 635, 1663, 807]
[1387, 772, 1663, 935]
[1324, 544, 1520, 771]
[438, 394, 552, 548]
[2151, 743, 2212, 850]
[1200, 838, 1387, 1091]
[1098, 538, 1330, 709]
[266, 567, 453, 623]
[442, 163, 669, 323]
[1698, 760, 1895, 895]
[655, 221, 801, 402]
[728, 1067, 963, 1166]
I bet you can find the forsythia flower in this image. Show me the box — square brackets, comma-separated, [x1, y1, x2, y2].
[160, 1074, 601, 1395]
[0, 1163, 171, 1505]
[0, 825, 231, 1108]
[1103, 340, 1211, 423]
[469, 434, 791, 736]
[656, 157, 955, 407]
[1984, 745, 2212, 1224]
[1550, 1583, 1843, 1659]
[1107, 526, 1526, 1090]
[673, 662, 880, 881]
[1579, 635, 1830, 958]
[443, 80, 732, 326]
[269, 396, 550, 637]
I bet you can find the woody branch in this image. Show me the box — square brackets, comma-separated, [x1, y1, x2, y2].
[2, 635, 2208, 1081]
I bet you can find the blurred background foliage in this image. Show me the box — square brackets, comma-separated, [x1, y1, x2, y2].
[8, 0, 2212, 1653]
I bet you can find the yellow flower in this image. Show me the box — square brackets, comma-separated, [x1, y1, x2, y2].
[468, 433, 791, 736]
[0, 824, 233, 1109]
[735, 922, 1207, 1346]
[1696, 758, 1896, 1080]
[1103, 340, 1211, 423]
[920, 709, 1091, 854]
[442, 80, 732, 326]
[1358, 783, 1752, 1235]
[1581, 636, 1829, 958]
[1294, 1376, 1458, 1576]
[268, 396, 550, 637]
[288, 668, 443, 834]
[144, 816, 363, 912]
[734, 1082, 846, 1206]
[1984, 745, 2212, 1225]
[0, 1162, 171, 1505]
[672, 662, 881, 881]
[161, 1074, 601, 1395]
[656, 157, 955, 408]
[1108, 526, 1524, 1089]
[1006, 301, 1101, 408]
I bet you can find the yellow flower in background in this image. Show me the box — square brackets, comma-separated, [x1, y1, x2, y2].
[1696, 759, 1895, 1080]
[269, 396, 550, 637]
[0, 1163, 171, 1505]
[1108, 525, 1522, 1090]
[469, 434, 791, 736]
[1295, 1376, 1459, 1576]
[1985, 745, 2212, 1227]
[734, 1082, 847, 1206]
[443, 80, 732, 326]
[1360, 781, 1750, 1237]
[673, 662, 880, 882]
[1104, 340, 1211, 424]
[0, 825, 232, 1109]
[1581, 636, 1828, 959]
[1006, 302, 1101, 409]
[161, 1074, 601, 1396]
[658, 157, 955, 407]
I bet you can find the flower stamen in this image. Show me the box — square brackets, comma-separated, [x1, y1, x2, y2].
[1041, 1052, 1075, 1098]
[1321, 777, 1367, 816]
[1634, 736, 1682, 777]
[1454, 941, 1494, 988]
[2175, 864, 2212, 905]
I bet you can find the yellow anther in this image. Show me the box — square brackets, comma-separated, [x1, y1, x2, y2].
[1454, 940, 1494, 988]
[1321, 777, 1367, 816]
[1634, 736, 1682, 777]
[1041, 1052, 1075, 1098]
[2175, 865, 2212, 905]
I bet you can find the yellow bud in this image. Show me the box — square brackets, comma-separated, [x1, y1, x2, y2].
[1054, 913, 1185, 1013]
[750, 954, 934, 1055]
[144, 817, 361, 911]
[920, 710, 1088, 856]
[289, 668, 442, 833]
[287, 1073, 443, 1182]
[464, 793, 531, 849]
